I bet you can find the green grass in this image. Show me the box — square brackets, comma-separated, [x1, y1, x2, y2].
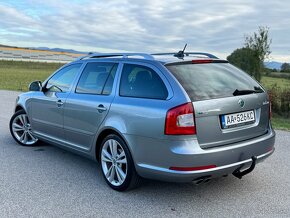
[271, 114, 290, 131]
[261, 76, 290, 91]
[0, 60, 289, 131]
[260, 76, 290, 131]
[0, 60, 64, 91]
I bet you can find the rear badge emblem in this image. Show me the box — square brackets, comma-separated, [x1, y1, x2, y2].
[238, 99, 245, 108]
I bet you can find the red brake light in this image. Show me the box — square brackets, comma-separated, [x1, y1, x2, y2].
[191, 59, 213, 64]
[165, 103, 196, 135]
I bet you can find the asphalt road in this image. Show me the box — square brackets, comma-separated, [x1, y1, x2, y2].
[0, 90, 289, 217]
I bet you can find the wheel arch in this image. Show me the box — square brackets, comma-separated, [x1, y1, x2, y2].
[15, 105, 25, 113]
[95, 128, 132, 162]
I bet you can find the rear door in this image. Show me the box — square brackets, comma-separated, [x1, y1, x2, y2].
[166, 61, 270, 149]
[63, 61, 119, 150]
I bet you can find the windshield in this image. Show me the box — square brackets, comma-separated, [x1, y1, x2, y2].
[166, 63, 264, 101]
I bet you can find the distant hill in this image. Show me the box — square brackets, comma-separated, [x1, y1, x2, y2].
[264, 61, 283, 70]
[32, 47, 88, 54]
[0, 44, 15, 48]
[0, 44, 89, 54]
[0, 44, 85, 62]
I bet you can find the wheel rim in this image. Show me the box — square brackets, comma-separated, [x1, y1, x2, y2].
[101, 139, 128, 186]
[12, 114, 38, 145]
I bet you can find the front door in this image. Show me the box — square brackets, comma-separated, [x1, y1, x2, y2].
[30, 64, 82, 141]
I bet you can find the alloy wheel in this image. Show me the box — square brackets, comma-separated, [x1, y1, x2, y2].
[11, 113, 38, 145]
[101, 139, 128, 186]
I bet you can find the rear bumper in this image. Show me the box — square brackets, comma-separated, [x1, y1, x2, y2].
[127, 127, 275, 182]
[137, 148, 274, 182]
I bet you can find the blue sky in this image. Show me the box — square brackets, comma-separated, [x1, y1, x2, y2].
[0, 0, 289, 61]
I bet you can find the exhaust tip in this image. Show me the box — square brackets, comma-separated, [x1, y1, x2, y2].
[192, 176, 211, 185]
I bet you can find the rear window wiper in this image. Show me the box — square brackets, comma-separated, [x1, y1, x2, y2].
[233, 88, 263, 96]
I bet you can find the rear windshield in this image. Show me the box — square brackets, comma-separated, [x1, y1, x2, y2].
[166, 63, 264, 101]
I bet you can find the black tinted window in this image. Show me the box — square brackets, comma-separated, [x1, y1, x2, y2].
[76, 62, 117, 95]
[120, 64, 168, 100]
[167, 63, 263, 101]
[47, 64, 82, 92]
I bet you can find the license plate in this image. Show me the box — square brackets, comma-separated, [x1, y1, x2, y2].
[221, 110, 255, 129]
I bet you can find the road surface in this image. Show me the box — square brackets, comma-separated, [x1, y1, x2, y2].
[0, 90, 289, 217]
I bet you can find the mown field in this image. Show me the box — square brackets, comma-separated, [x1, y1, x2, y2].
[0, 60, 64, 91]
[0, 60, 289, 130]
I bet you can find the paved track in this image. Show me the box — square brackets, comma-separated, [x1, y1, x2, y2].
[0, 90, 289, 217]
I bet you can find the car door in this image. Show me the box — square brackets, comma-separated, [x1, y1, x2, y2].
[30, 63, 82, 141]
[63, 61, 119, 150]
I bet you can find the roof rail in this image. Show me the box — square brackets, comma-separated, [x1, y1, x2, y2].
[152, 52, 218, 59]
[76, 53, 155, 61]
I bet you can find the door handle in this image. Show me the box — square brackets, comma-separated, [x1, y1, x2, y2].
[56, 99, 64, 107]
[96, 104, 107, 113]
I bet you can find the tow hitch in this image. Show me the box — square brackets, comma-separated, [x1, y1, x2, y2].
[233, 156, 257, 179]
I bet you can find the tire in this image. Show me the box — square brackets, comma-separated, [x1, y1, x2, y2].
[99, 134, 141, 191]
[9, 109, 39, 146]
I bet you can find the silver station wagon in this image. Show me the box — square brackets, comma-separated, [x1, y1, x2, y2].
[9, 51, 275, 191]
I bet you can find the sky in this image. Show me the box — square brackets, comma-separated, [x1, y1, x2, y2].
[0, 0, 289, 62]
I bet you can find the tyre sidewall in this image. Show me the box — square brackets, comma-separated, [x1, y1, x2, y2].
[9, 109, 38, 146]
[99, 134, 135, 191]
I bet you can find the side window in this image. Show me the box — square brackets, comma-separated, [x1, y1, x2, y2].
[76, 62, 117, 95]
[119, 64, 168, 100]
[46, 64, 82, 92]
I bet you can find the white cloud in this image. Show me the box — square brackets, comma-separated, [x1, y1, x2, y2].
[0, 0, 289, 61]
[0, 5, 38, 27]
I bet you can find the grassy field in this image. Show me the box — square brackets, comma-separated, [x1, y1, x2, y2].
[0, 60, 64, 91]
[261, 76, 290, 91]
[0, 60, 289, 130]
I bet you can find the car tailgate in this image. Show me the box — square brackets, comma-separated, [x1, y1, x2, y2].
[194, 93, 270, 149]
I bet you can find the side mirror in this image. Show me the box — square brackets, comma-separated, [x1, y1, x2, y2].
[29, 81, 42, 91]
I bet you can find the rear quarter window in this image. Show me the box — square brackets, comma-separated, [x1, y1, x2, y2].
[120, 64, 168, 100]
[166, 63, 263, 101]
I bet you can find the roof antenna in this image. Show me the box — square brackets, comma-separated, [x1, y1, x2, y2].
[174, 43, 187, 59]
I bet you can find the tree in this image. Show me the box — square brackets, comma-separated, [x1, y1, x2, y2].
[243, 26, 272, 81]
[227, 47, 260, 79]
[281, 63, 290, 72]
[244, 26, 272, 62]
[228, 27, 272, 81]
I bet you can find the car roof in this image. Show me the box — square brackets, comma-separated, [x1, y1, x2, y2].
[152, 55, 220, 65]
[73, 52, 225, 65]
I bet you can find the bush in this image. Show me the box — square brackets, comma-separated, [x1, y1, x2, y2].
[268, 85, 290, 118]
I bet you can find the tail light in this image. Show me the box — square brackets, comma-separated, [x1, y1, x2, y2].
[268, 93, 272, 120]
[165, 103, 196, 135]
[269, 101, 272, 120]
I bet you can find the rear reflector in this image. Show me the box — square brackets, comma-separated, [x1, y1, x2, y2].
[191, 59, 213, 64]
[267, 147, 274, 152]
[169, 165, 217, 171]
[165, 102, 196, 135]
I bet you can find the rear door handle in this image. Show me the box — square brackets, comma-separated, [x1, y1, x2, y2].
[56, 99, 64, 107]
[96, 104, 107, 113]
